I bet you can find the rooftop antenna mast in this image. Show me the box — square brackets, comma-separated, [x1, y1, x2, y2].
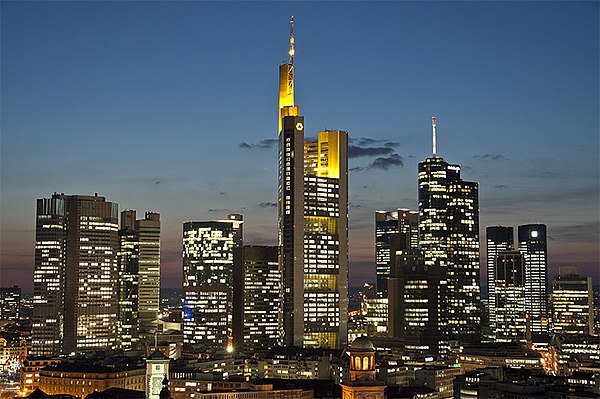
[432, 116, 437, 158]
[289, 16, 295, 64]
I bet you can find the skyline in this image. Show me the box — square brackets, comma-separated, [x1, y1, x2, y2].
[1, 2, 599, 291]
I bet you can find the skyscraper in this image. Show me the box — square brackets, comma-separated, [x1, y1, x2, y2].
[518, 224, 548, 333]
[182, 216, 242, 353]
[552, 266, 594, 335]
[117, 210, 161, 350]
[418, 117, 481, 351]
[0, 285, 21, 323]
[494, 251, 526, 342]
[32, 194, 119, 356]
[243, 245, 280, 354]
[486, 226, 514, 337]
[375, 209, 418, 299]
[388, 249, 441, 355]
[277, 19, 348, 349]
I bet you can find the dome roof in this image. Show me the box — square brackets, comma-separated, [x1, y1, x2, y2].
[350, 336, 374, 351]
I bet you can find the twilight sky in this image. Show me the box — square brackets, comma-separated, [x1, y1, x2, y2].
[1, 1, 598, 292]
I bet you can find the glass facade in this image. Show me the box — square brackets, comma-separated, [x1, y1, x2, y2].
[518, 224, 548, 333]
[486, 226, 514, 337]
[494, 251, 526, 342]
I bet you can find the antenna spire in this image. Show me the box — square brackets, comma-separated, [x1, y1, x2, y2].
[432, 116, 437, 157]
[289, 16, 295, 64]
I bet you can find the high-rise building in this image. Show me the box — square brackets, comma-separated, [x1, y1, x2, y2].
[486, 226, 514, 337]
[277, 19, 348, 349]
[32, 193, 119, 356]
[518, 224, 548, 333]
[243, 246, 280, 354]
[494, 251, 526, 342]
[375, 209, 418, 299]
[552, 266, 594, 335]
[418, 117, 481, 351]
[182, 216, 243, 353]
[117, 210, 161, 350]
[0, 285, 21, 322]
[388, 249, 442, 355]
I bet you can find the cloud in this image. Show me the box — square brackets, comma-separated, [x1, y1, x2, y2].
[473, 153, 508, 161]
[348, 146, 395, 158]
[258, 202, 277, 208]
[349, 137, 400, 148]
[369, 154, 404, 170]
[351, 153, 404, 171]
[239, 139, 278, 149]
[208, 208, 231, 213]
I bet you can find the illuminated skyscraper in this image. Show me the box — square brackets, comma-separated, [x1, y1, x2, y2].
[486, 226, 514, 337]
[32, 194, 119, 356]
[243, 246, 280, 354]
[277, 18, 348, 349]
[117, 210, 161, 350]
[494, 251, 526, 342]
[182, 215, 242, 353]
[518, 224, 548, 333]
[551, 266, 594, 335]
[388, 249, 442, 355]
[0, 285, 21, 323]
[375, 209, 418, 299]
[418, 117, 481, 351]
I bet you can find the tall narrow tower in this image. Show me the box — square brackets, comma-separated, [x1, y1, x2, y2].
[418, 118, 481, 353]
[278, 16, 300, 134]
[277, 19, 348, 349]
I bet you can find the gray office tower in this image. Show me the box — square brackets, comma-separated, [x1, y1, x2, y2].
[375, 209, 418, 298]
[117, 210, 161, 350]
[243, 246, 280, 353]
[418, 117, 481, 352]
[486, 226, 514, 337]
[518, 224, 548, 333]
[182, 215, 243, 354]
[0, 285, 21, 322]
[32, 194, 119, 356]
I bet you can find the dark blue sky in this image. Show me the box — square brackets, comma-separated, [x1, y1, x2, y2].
[1, 1, 598, 291]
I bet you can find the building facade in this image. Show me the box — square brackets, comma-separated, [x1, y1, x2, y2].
[485, 226, 514, 336]
[117, 210, 161, 350]
[417, 118, 481, 352]
[551, 266, 594, 335]
[277, 22, 348, 349]
[375, 209, 418, 299]
[182, 217, 242, 353]
[0, 285, 21, 322]
[494, 251, 526, 342]
[518, 224, 548, 333]
[32, 194, 119, 356]
[243, 246, 280, 354]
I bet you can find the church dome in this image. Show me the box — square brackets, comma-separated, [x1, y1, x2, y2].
[350, 336, 374, 351]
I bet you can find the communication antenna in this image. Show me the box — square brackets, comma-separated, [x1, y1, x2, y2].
[289, 16, 295, 64]
[432, 116, 437, 158]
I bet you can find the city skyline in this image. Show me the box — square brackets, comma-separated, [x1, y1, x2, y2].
[2, 2, 599, 291]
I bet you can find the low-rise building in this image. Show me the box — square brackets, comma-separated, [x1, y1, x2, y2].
[20, 357, 62, 396]
[458, 342, 541, 372]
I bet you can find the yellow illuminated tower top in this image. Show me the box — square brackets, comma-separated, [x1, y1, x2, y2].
[278, 16, 300, 134]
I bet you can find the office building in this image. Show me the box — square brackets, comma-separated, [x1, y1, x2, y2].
[182, 216, 242, 353]
[551, 266, 594, 335]
[243, 246, 280, 354]
[277, 19, 348, 349]
[0, 285, 21, 322]
[32, 194, 119, 356]
[388, 249, 442, 355]
[417, 117, 481, 350]
[375, 209, 418, 299]
[117, 210, 161, 350]
[494, 251, 526, 342]
[486, 226, 514, 336]
[518, 224, 548, 333]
